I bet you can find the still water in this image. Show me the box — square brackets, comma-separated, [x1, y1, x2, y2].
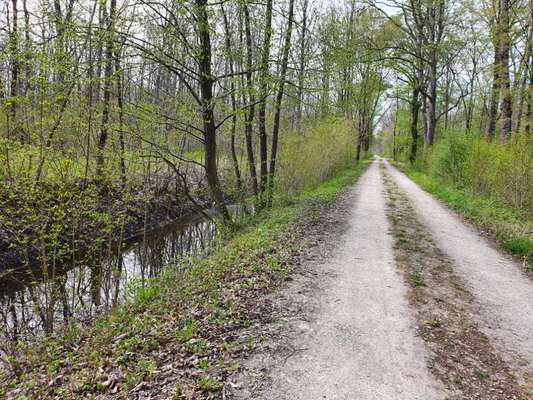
[0, 212, 221, 346]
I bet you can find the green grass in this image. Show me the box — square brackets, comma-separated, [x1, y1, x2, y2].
[297, 165, 365, 203]
[2, 161, 368, 399]
[397, 164, 532, 267]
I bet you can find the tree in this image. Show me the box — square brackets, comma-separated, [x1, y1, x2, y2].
[194, 0, 232, 222]
[498, 0, 512, 138]
[268, 0, 296, 204]
[257, 0, 274, 198]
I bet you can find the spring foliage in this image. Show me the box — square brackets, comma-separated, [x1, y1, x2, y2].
[276, 118, 357, 199]
[427, 133, 532, 214]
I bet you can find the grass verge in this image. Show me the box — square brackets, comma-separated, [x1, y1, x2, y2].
[1, 163, 368, 400]
[395, 163, 532, 269]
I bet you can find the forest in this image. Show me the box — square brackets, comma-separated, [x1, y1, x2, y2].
[0, 0, 531, 398]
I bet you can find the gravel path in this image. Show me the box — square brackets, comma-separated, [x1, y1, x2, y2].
[232, 160, 447, 399]
[385, 161, 533, 384]
[230, 159, 533, 399]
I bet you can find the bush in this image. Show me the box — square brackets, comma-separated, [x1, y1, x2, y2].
[429, 135, 469, 184]
[275, 117, 358, 200]
[427, 133, 532, 214]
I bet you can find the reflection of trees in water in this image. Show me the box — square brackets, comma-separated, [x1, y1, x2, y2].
[0, 217, 218, 351]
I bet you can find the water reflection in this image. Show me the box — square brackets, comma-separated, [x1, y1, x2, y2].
[0, 213, 218, 348]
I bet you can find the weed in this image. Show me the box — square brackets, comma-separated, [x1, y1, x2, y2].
[174, 320, 200, 342]
[475, 370, 490, 380]
[198, 359, 209, 370]
[197, 375, 221, 392]
[137, 359, 157, 379]
[409, 270, 426, 287]
[431, 318, 441, 328]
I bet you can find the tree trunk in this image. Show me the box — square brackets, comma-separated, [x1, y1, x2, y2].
[221, 5, 243, 192]
[267, 0, 295, 206]
[356, 117, 363, 164]
[114, 40, 127, 189]
[421, 92, 428, 144]
[526, 53, 533, 136]
[465, 58, 478, 132]
[526, 3, 533, 136]
[410, 87, 421, 164]
[84, 0, 98, 181]
[242, 2, 259, 195]
[21, 0, 31, 96]
[514, 50, 531, 134]
[9, 0, 21, 141]
[488, 15, 502, 139]
[392, 94, 399, 161]
[257, 0, 273, 196]
[96, 0, 116, 180]
[296, 0, 308, 133]
[443, 65, 450, 131]
[425, 52, 437, 146]
[514, 5, 532, 134]
[195, 0, 232, 223]
[499, 0, 512, 139]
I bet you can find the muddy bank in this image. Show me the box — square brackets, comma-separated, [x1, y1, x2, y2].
[0, 201, 224, 345]
[0, 176, 224, 341]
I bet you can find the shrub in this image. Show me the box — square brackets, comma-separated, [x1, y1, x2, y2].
[426, 133, 532, 214]
[275, 117, 358, 200]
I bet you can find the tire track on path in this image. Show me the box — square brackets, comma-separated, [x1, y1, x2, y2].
[385, 161, 533, 389]
[381, 163, 531, 398]
[231, 160, 446, 399]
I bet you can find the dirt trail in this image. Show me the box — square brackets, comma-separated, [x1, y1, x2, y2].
[229, 159, 533, 399]
[385, 161, 533, 384]
[231, 160, 447, 399]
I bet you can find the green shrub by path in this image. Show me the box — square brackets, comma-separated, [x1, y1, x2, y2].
[426, 133, 532, 213]
[275, 117, 358, 202]
[399, 166, 532, 267]
[1, 162, 368, 399]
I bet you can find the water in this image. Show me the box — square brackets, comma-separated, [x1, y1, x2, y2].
[0, 212, 220, 346]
